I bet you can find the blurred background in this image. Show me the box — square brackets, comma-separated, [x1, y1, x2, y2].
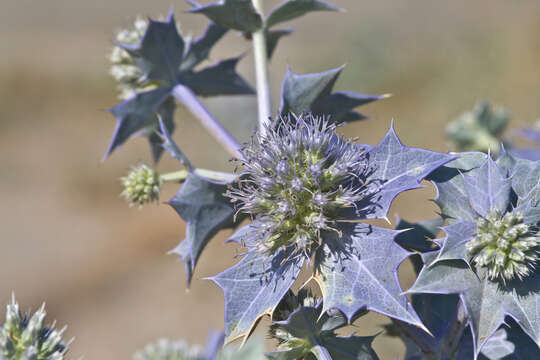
[1, 0, 540, 358]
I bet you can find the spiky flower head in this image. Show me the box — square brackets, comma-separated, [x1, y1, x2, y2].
[121, 163, 162, 207]
[133, 339, 203, 360]
[227, 115, 373, 258]
[0, 294, 70, 360]
[466, 208, 539, 282]
[109, 17, 158, 99]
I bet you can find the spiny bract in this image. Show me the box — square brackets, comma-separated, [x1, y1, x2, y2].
[227, 115, 373, 258]
[121, 163, 162, 207]
[0, 295, 70, 360]
[467, 209, 539, 281]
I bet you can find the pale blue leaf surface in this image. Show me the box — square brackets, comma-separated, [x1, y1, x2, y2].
[187, 0, 263, 32]
[315, 223, 425, 329]
[210, 236, 304, 342]
[408, 258, 540, 358]
[426, 152, 487, 222]
[265, 0, 342, 29]
[359, 125, 455, 219]
[168, 173, 235, 285]
[435, 221, 475, 264]
[463, 157, 512, 216]
[509, 156, 540, 206]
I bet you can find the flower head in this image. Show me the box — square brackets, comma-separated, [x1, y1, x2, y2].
[109, 17, 158, 99]
[0, 294, 70, 360]
[227, 115, 373, 257]
[467, 208, 539, 281]
[121, 163, 162, 207]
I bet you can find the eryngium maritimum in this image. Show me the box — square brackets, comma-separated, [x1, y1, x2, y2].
[467, 209, 539, 281]
[227, 115, 374, 257]
[0, 295, 70, 360]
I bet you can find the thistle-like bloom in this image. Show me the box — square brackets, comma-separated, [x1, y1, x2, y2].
[109, 17, 157, 99]
[467, 209, 539, 281]
[121, 163, 162, 207]
[227, 115, 373, 258]
[0, 295, 70, 360]
[133, 339, 202, 360]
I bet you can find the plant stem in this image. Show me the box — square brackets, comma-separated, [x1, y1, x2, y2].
[172, 85, 242, 158]
[251, 0, 272, 134]
[160, 168, 236, 183]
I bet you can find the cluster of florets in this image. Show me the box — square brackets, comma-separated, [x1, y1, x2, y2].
[133, 339, 202, 360]
[227, 116, 373, 257]
[121, 163, 162, 207]
[0, 295, 70, 360]
[467, 209, 539, 282]
[109, 17, 157, 99]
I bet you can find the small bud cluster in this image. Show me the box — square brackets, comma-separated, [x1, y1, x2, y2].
[109, 17, 158, 99]
[133, 339, 202, 360]
[467, 209, 539, 282]
[0, 295, 69, 360]
[227, 115, 373, 258]
[121, 163, 162, 207]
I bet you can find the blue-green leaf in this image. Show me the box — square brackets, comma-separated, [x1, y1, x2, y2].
[395, 218, 443, 253]
[266, 29, 292, 59]
[157, 114, 193, 169]
[279, 66, 386, 124]
[315, 223, 425, 330]
[265, 0, 342, 29]
[210, 233, 304, 342]
[181, 22, 228, 72]
[120, 11, 184, 84]
[169, 173, 235, 285]
[104, 86, 172, 160]
[148, 98, 176, 164]
[187, 0, 263, 32]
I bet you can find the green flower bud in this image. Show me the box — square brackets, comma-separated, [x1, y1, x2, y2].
[467, 209, 539, 282]
[121, 163, 162, 208]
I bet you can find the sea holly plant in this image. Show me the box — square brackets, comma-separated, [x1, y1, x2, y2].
[405, 151, 540, 358]
[91, 1, 540, 359]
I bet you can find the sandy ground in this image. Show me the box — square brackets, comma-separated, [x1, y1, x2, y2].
[1, 0, 540, 358]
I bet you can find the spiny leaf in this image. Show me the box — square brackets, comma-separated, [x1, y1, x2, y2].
[435, 221, 475, 263]
[314, 223, 425, 330]
[480, 319, 540, 360]
[265, 0, 342, 29]
[509, 156, 540, 206]
[168, 173, 236, 285]
[426, 152, 487, 222]
[407, 258, 540, 358]
[148, 97, 176, 163]
[210, 228, 304, 343]
[279, 66, 387, 124]
[120, 11, 184, 84]
[357, 124, 455, 219]
[182, 57, 255, 96]
[187, 0, 263, 32]
[462, 156, 512, 216]
[105, 86, 172, 160]
[180, 22, 228, 72]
